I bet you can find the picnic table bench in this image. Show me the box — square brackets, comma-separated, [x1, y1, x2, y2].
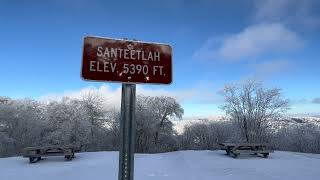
[219, 143, 273, 158]
[22, 145, 82, 163]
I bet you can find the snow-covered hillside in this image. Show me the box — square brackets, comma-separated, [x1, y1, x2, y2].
[1, 150, 320, 180]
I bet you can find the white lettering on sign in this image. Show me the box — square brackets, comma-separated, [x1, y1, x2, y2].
[97, 46, 160, 61]
[89, 62, 165, 77]
[89, 61, 117, 73]
[82, 36, 172, 84]
[153, 66, 164, 76]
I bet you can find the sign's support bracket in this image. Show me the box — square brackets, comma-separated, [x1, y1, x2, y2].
[118, 83, 136, 180]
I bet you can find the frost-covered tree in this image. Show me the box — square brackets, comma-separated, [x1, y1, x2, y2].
[135, 95, 183, 153]
[42, 98, 91, 146]
[0, 97, 15, 156]
[0, 97, 44, 155]
[270, 122, 320, 153]
[104, 108, 121, 150]
[179, 121, 233, 150]
[221, 80, 289, 143]
[80, 92, 106, 151]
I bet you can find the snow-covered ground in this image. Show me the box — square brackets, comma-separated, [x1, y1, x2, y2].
[1, 150, 320, 180]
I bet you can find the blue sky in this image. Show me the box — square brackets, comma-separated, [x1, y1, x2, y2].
[0, 0, 319, 118]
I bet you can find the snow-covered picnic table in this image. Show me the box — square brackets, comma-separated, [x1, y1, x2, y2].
[22, 145, 82, 163]
[219, 143, 273, 158]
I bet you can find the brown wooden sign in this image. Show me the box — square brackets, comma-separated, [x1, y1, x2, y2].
[81, 36, 172, 84]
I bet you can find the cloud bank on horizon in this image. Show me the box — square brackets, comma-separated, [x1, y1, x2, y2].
[39, 83, 222, 116]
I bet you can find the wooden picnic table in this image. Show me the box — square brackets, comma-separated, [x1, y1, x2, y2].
[219, 143, 273, 158]
[22, 145, 82, 163]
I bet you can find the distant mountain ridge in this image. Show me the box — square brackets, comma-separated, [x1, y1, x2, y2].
[173, 116, 320, 133]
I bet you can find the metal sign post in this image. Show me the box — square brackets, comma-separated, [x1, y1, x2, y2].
[118, 83, 136, 180]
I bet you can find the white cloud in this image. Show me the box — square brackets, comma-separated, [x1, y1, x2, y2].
[39, 85, 122, 109]
[194, 23, 302, 61]
[39, 83, 221, 110]
[217, 23, 301, 60]
[193, 37, 220, 61]
[250, 59, 293, 79]
[312, 98, 320, 104]
[254, 0, 296, 22]
[254, 0, 320, 29]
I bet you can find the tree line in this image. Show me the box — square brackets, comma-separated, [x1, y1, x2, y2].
[1, 81, 320, 157]
[0, 93, 184, 157]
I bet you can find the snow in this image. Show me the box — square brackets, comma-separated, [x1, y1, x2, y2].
[1, 150, 320, 180]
